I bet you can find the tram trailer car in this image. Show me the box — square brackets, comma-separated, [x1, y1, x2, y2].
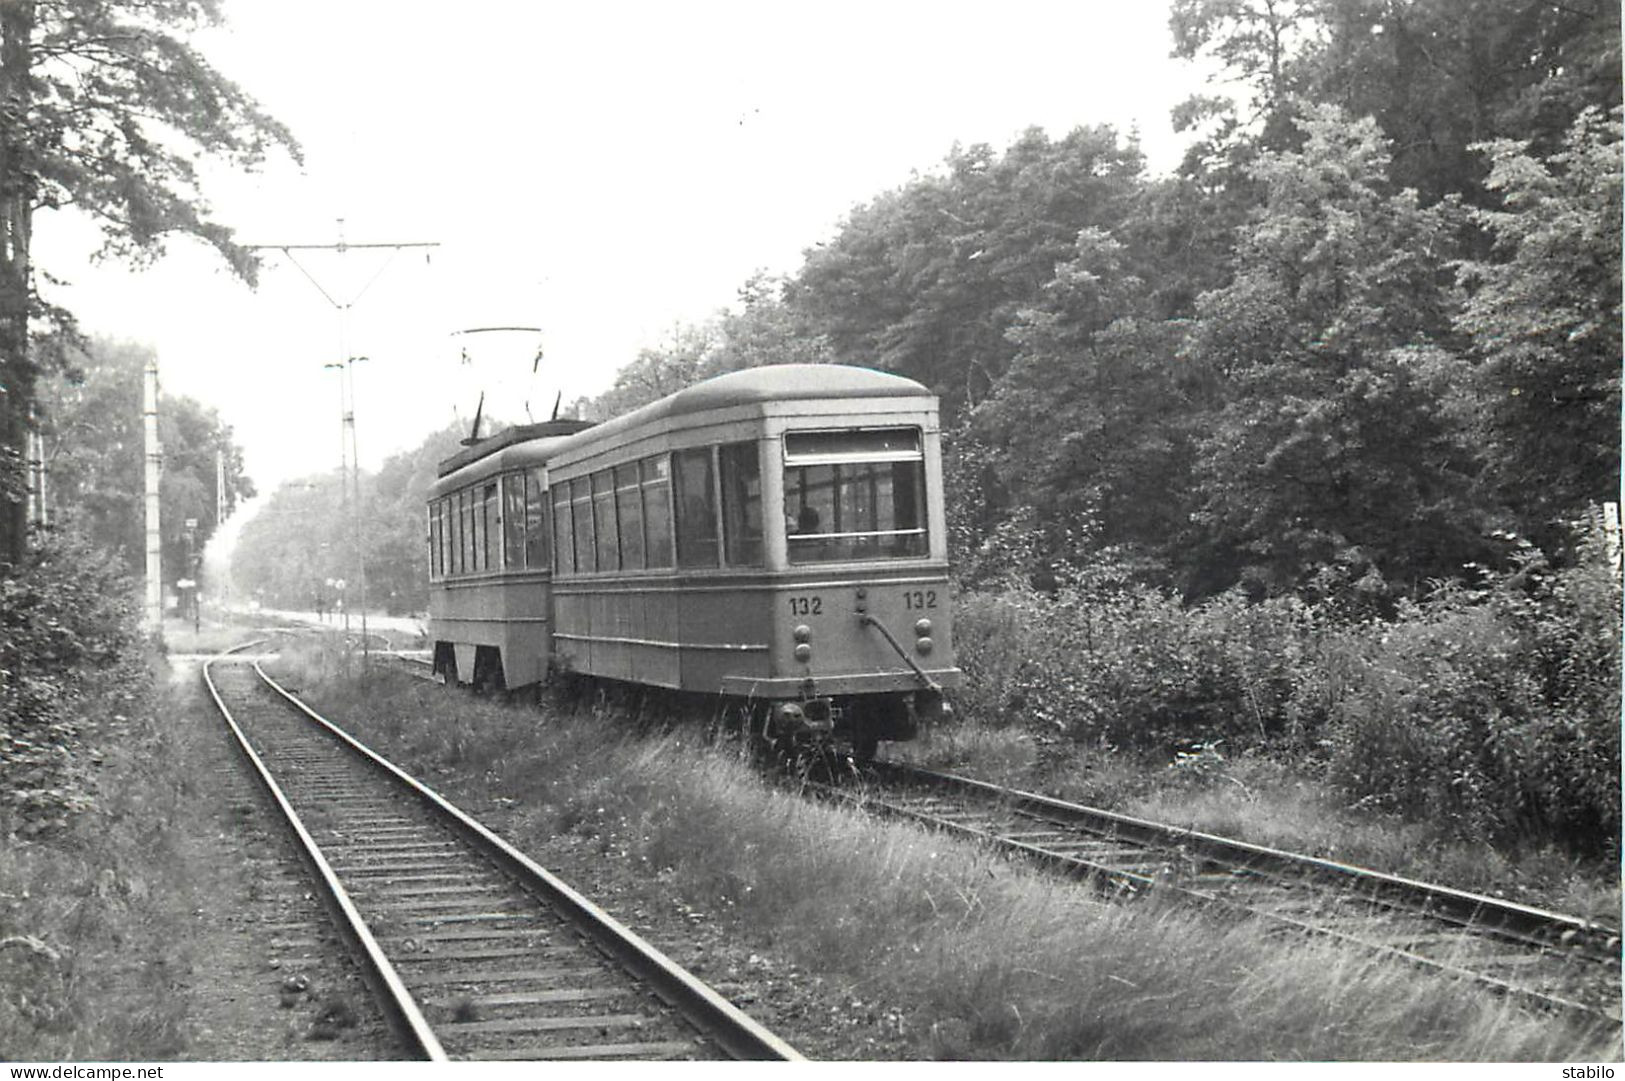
[426, 418, 595, 691]
[427, 364, 961, 758]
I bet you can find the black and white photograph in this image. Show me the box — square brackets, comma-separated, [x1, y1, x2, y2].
[1, 0, 1619, 1070]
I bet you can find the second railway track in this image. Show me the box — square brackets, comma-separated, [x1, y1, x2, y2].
[823, 759, 1622, 1025]
[203, 651, 801, 1063]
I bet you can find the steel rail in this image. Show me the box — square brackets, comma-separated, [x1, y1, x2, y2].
[251, 659, 803, 1062]
[202, 645, 448, 1061]
[823, 760, 1619, 1022]
[876, 760, 1621, 956]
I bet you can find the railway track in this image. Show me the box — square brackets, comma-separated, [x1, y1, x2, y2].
[824, 759, 1622, 1024]
[294, 649, 1622, 1027]
[203, 651, 802, 1062]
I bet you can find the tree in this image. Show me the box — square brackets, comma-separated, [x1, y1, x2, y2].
[1455, 107, 1622, 531]
[231, 473, 346, 612]
[1171, 0, 1622, 208]
[364, 422, 465, 615]
[39, 336, 253, 581]
[1304, 0, 1620, 207]
[1179, 105, 1482, 600]
[231, 423, 468, 617]
[0, 0, 297, 566]
[787, 126, 1146, 418]
[580, 322, 722, 419]
[1168, 0, 1329, 185]
[1164, 0, 1621, 589]
[580, 272, 837, 420]
[1169, 0, 1325, 125]
[155, 381, 248, 586]
[972, 229, 1194, 580]
[708, 271, 836, 374]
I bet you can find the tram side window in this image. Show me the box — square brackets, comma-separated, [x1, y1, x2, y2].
[552, 482, 575, 575]
[720, 442, 763, 567]
[481, 483, 498, 571]
[615, 464, 644, 571]
[571, 477, 595, 573]
[673, 447, 718, 568]
[642, 456, 673, 568]
[503, 473, 526, 569]
[437, 500, 448, 579]
[458, 489, 472, 575]
[436, 500, 447, 578]
[427, 505, 438, 580]
[444, 497, 456, 576]
[447, 495, 457, 576]
[525, 468, 548, 569]
[591, 469, 619, 571]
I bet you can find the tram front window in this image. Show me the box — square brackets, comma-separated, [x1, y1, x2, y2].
[783, 428, 927, 564]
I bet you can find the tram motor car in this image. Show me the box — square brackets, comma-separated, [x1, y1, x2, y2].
[426, 364, 960, 759]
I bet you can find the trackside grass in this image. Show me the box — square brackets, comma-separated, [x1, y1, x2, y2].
[0, 650, 192, 1059]
[6, 641, 404, 1062]
[278, 652, 1619, 1061]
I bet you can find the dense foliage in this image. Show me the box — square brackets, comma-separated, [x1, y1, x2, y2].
[951, 519, 1621, 852]
[593, 5, 1620, 606]
[788, 128, 1149, 417]
[1456, 108, 1624, 532]
[0, 0, 296, 565]
[1323, 529, 1621, 846]
[229, 422, 463, 615]
[575, 271, 836, 420]
[0, 530, 145, 835]
[38, 337, 253, 584]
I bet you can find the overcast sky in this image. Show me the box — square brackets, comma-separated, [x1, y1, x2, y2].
[36, 1, 1213, 496]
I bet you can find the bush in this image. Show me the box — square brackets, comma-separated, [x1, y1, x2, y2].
[950, 522, 1620, 855]
[0, 531, 143, 834]
[1325, 531, 1621, 851]
[949, 590, 1052, 727]
[1324, 595, 1529, 834]
[953, 581, 1328, 750]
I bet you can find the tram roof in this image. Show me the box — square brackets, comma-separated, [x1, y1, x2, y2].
[557, 364, 932, 453]
[435, 419, 595, 478]
[433, 365, 932, 486]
